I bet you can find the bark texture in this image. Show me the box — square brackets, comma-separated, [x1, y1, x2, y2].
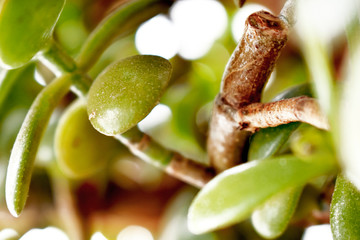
[236, 96, 329, 132]
[208, 11, 289, 173]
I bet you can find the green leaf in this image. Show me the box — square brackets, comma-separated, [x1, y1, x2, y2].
[0, 68, 22, 115]
[55, 99, 119, 179]
[247, 83, 312, 238]
[5, 73, 72, 217]
[330, 175, 360, 240]
[248, 122, 303, 239]
[87, 55, 172, 136]
[251, 187, 303, 239]
[248, 122, 300, 162]
[0, 0, 65, 68]
[249, 83, 312, 161]
[271, 83, 312, 102]
[188, 155, 336, 234]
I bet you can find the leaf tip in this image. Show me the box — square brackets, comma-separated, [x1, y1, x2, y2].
[5, 193, 22, 218]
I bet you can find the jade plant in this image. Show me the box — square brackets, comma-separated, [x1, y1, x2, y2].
[0, 0, 359, 239]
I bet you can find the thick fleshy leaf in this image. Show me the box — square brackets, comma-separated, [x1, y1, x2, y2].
[248, 83, 312, 238]
[0, 0, 65, 68]
[87, 55, 172, 136]
[188, 155, 336, 234]
[55, 99, 119, 179]
[248, 122, 300, 162]
[0, 68, 22, 114]
[251, 187, 302, 239]
[330, 175, 360, 239]
[5, 74, 72, 217]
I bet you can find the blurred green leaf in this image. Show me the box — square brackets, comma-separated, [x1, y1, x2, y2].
[0, 0, 65, 68]
[251, 187, 303, 239]
[159, 187, 218, 240]
[55, 99, 119, 179]
[0, 69, 22, 115]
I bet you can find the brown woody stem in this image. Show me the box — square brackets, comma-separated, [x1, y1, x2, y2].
[166, 153, 215, 188]
[115, 127, 215, 188]
[208, 11, 289, 173]
[236, 96, 329, 132]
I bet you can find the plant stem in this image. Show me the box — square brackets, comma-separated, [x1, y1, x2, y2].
[76, 0, 172, 72]
[0, 68, 22, 116]
[39, 40, 91, 97]
[116, 127, 215, 188]
[5, 73, 73, 217]
[236, 96, 329, 131]
[39, 40, 77, 76]
[208, 10, 289, 173]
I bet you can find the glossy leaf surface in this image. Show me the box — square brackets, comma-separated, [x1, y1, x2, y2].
[251, 187, 302, 239]
[55, 99, 118, 179]
[248, 122, 299, 162]
[188, 155, 336, 234]
[247, 83, 312, 238]
[330, 175, 360, 239]
[87, 55, 172, 136]
[0, 0, 65, 68]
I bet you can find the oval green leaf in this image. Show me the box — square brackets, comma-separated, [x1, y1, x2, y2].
[55, 99, 119, 179]
[87, 55, 172, 136]
[0, 0, 65, 68]
[188, 155, 336, 234]
[330, 175, 360, 239]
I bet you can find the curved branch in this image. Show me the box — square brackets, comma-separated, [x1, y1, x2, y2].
[115, 127, 215, 188]
[236, 96, 329, 132]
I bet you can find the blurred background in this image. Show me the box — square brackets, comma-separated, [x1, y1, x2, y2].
[0, 0, 354, 239]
